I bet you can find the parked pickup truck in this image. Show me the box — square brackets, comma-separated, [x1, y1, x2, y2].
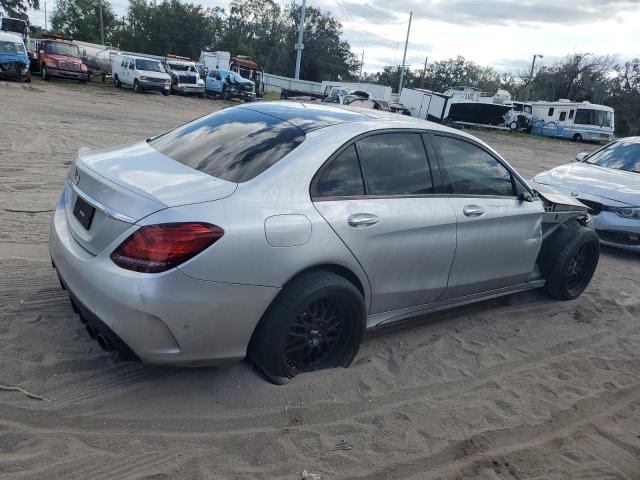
[38, 35, 89, 82]
[205, 69, 255, 101]
[0, 31, 31, 82]
[164, 55, 205, 96]
[112, 54, 170, 95]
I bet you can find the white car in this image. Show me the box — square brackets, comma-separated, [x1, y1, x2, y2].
[111, 54, 170, 96]
[534, 138, 640, 252]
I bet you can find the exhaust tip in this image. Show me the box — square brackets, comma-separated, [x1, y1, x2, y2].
[85, 323, 97, 339]
[95, 333, 115, 352]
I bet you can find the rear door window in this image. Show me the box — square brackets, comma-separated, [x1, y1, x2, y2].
[315, 145, 365, 197]
[149, 107, 305, 183]
[356, 133, 433, 195]
[433, 135, 515, 197]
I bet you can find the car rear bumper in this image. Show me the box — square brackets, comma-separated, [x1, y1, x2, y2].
[49, 192, 280, 365]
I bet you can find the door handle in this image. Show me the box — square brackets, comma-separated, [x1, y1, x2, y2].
[463, 205, 485, 217]
[347, 213, 380, 228]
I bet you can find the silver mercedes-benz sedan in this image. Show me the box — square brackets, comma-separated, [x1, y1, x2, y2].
[50, 102, 599, 382]
[534, 138, 640, 252]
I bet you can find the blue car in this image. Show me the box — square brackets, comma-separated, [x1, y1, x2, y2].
[0, 32, 31, 82]
[205, 69, 255, 101]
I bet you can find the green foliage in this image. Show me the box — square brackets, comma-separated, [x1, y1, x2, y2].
[51, 0, 116, 43]
[112, 0, 224, 60]
[216, 0, 358, 81]
[0, 0, 39, 20]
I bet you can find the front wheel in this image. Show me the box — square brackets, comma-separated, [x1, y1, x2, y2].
[162, 89, 170, 96]
[133, 79, 140, 93]
[573, 133, 583, 142]
[248, 271, 366, 383]
[542, 223, 599, 300]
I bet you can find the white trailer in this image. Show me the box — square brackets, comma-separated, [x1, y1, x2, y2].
[398, 88, 449, 122]
[199, 51, 230, 71]
[531, 100, 614, 142]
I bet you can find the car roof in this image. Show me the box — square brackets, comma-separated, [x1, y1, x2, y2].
[236, 101, 466, 135]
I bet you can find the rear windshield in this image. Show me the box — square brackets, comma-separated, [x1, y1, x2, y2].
[149, 107, 306, 182]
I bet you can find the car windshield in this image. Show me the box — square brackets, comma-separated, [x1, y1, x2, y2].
[136, 59, 164, 72]
[45, 42, 80, 57]
[585, 141, 640, 173]
[169, 63, 194, 71]
[149, 107, 305, 183]
[574, 108, 613, 128]
[0, 40, 25, 55]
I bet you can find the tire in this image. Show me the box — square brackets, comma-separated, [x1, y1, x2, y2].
[24, 72, 31, 83]
[573, 133, 583, 142]
[41, 66, 48, 80]
[248, 271, 366, 383]
[162, 89, 169, 96]
[133, 79, 140, 93]
[113, 75, 121, 88]
[509, 120, 518, 130]
[541, 223, 599, 300]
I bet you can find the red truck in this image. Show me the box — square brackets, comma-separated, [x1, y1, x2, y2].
[37, 34, 88, 82]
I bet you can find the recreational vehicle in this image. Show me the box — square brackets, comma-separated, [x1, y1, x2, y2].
[531, 100, 614, 142]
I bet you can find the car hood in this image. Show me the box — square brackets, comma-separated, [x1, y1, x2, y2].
[533, 162, 640, 206]
[0, 53, 28, 65]
[139, 69, 170, 79]
[76, 141, 237, 207]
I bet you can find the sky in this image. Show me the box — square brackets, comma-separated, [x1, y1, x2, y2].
[26, 0, 640, 74]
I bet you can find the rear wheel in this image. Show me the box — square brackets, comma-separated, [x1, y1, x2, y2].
[573, 133, 583, 142]
[542, 223, 599, 300]
[248, 271, 366, 384]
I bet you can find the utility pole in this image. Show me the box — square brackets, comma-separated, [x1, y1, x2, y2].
[99, 0, 105, 46]
[397, 11, 412, 96]
[524, 53, 543, 102]
[420, 56, 428, 89]
[44, 0, 48, 31]
[359, 50, 364, 81]
[294, 0, 307, 80]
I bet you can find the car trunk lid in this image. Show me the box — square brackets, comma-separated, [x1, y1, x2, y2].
[65, 141, 237, 255]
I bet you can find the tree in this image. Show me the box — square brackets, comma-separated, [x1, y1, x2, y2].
[1, 0, 39, 20]
[113, 0, 224, 60]
[216, 0, 359, 81]
[51, 0, 116, 43]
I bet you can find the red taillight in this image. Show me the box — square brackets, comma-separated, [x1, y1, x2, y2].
[111, 223, 224, 273]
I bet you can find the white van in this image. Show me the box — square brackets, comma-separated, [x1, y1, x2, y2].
[111, 54, 171, 95]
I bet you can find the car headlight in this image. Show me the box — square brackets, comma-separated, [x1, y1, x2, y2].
[609, 207, 640, 220]
[165, 79, 170, 84]
[139, 75, 146, 80]
[45, 59, 58, 68]
[80, 64, 87, 72]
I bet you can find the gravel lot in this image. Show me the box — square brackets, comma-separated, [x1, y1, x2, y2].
[2, 78, 640, 480]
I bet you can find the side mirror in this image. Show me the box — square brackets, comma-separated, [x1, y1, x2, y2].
[575, 152, 589, 162]
[518, 191, 533, 202]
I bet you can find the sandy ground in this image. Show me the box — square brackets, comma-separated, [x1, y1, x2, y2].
[1, 78, 640, 480]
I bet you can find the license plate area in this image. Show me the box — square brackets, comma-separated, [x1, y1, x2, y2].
[73, 196, 96, 230]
